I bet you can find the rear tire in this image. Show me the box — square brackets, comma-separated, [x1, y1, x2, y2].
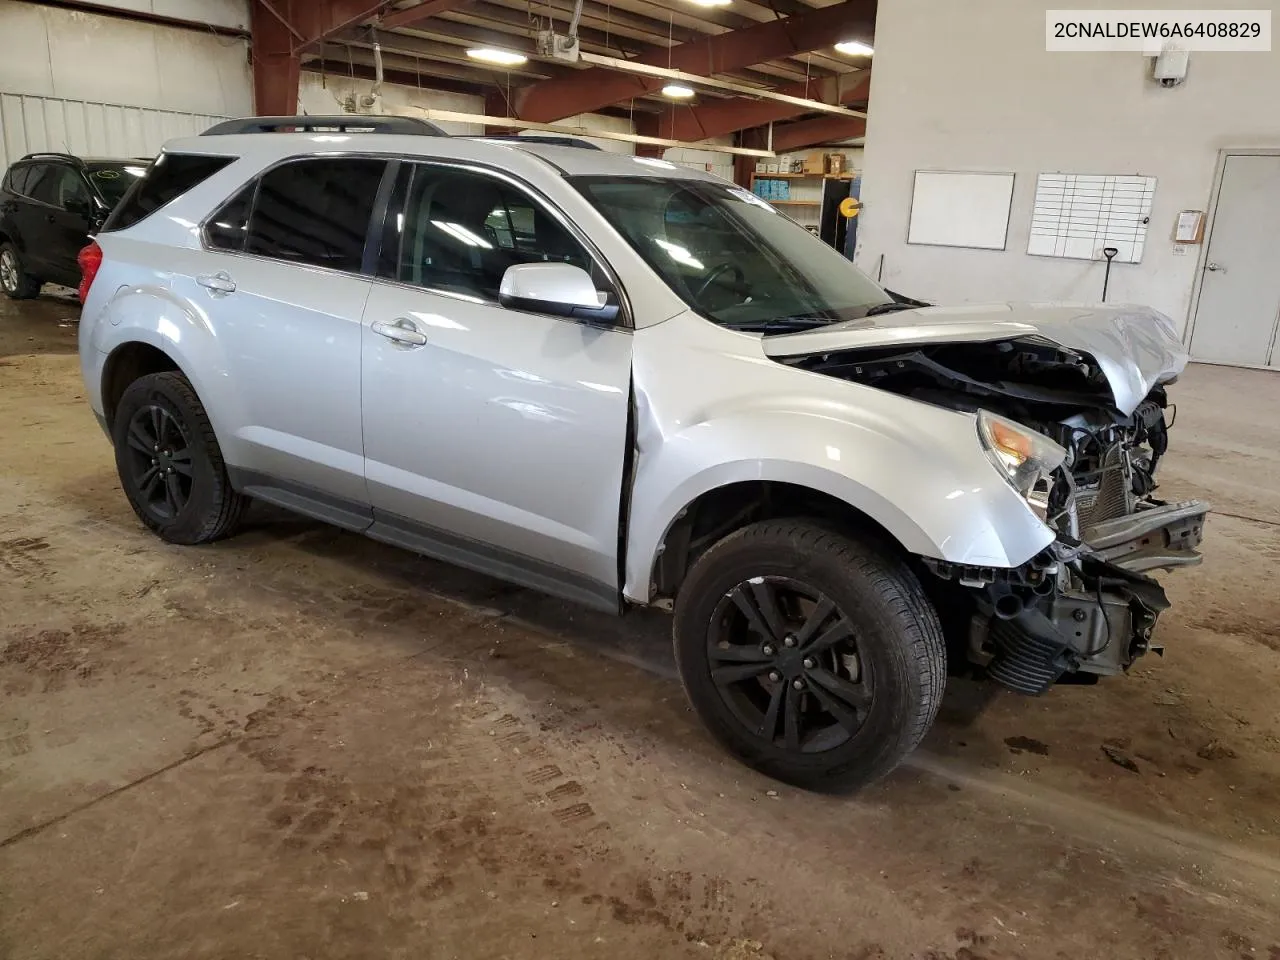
[0, 242, 41, 300]
[672, 520, 946, 791]
[112, 371, 247, 544]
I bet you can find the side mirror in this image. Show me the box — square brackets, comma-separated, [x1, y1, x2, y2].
[498, 262, 619, 324]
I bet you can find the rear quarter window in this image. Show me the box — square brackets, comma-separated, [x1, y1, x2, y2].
[101, 152, 235, 232]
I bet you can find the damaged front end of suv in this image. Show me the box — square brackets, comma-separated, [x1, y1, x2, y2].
[773, 305, 1209, 695]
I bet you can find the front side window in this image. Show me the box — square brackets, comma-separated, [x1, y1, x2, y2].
[379, 163, 595, 301]
[572, 176, 892, 332]
[102, 152, 234, 232]
[245, 158, 386, 272]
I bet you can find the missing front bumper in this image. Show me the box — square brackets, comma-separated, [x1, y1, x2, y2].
[928, 499, 1210, 695]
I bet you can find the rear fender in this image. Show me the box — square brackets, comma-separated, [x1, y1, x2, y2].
[89, 281, 244, 455]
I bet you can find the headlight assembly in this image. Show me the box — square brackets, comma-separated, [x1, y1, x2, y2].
[977, 410, 1067, 498]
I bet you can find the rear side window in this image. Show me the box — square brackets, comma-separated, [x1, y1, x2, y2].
[101, 152, 233, 232]
[244, 158, 386, 272]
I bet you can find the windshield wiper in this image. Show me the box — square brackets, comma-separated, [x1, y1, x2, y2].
[863, 301, 919, 317]
[723, 315, 835, 333]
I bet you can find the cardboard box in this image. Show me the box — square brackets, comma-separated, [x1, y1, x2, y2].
[825, 153, 848, 176]
[802, 151, 825, 175]
[755, 160, 768, 173]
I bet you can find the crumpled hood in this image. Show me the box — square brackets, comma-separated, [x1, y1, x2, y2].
[761, 302, 1188, 415]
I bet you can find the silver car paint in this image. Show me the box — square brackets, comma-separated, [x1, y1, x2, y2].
[762, 301, 1188, 416]
[80, 131, 1174, 611]
[620, 311, 1057, 601]
[360, 279, 633, 592]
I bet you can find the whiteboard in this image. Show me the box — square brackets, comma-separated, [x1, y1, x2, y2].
[1028, 173, 1156, 264]
[907, 170, 1016, 250]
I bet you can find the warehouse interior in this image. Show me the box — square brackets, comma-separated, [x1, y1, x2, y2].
[1, 1, 1279, 958]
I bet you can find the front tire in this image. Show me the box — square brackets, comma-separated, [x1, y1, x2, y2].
[113, 372, 247, 544]
[0, 242, 41, 300]
[672, 520, 946, 791]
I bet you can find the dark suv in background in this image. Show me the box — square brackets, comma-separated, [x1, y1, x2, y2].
[0, 152, 147, 299]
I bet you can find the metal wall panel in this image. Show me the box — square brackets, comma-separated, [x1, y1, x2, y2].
[0, 93, 228, 169]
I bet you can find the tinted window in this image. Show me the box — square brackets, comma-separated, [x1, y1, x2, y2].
[573, 177, 891, 331]
[55, 169, 91, 210]
[23, 164, 62, 206]
[245, 158, 386, 272]
[102, 152, 233, 232]
[204, 182, 256, 252]
[87, 162, 148, 208]
[380, 164, 592, 300]
[3, 165, 32, 196]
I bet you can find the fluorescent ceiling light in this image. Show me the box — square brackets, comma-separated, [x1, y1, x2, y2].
[834, 40, 874, 57]
[688, 0, 731, 6]
[467, 47, 528, 66]
[662, 83, 696, 99]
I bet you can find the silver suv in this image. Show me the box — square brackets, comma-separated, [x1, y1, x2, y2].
[78, 115, 1208, 789]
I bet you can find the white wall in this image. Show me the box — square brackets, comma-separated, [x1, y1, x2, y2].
[0, 1, 251, 117]
[298, 73, 486, 135]
[0, 1, 251, 165]
[856, 0, 1280, 333]
[666, 138, 734, 180]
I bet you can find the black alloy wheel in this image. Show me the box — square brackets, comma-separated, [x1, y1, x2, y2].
[122, 403, 195, 522]
[708, 577, 872, 753]
[673, 520, 947, 790]
[112, 371, 247, 544]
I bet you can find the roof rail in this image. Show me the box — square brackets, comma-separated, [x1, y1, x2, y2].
[473, 135, 602, 150]
[19, 152, 85, 165]
[200, 115, 445, 136]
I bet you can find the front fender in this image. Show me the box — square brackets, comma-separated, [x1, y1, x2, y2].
[623, 406, 1055, 603]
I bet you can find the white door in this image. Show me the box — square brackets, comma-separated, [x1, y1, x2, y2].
[1190, 155, 1280, 367]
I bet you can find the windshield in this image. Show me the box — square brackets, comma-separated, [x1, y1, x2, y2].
[571, 176, 896, 332]
[87, 162, 149, 208]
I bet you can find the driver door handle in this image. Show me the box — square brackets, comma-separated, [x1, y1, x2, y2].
[1205, 261, 1227, 273]
[196, 271, 237, 294]
[372, 318, 428, 347]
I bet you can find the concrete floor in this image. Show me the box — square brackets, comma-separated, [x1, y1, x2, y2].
[2, 291, 1280, 960]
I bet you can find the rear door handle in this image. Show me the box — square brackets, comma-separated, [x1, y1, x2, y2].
[196, 271, 237, 294]
[371, 318, 428, 347]
[1205, 261, 1227, 273]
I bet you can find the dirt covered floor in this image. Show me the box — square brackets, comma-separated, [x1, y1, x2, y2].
[2, 292, 1280, 960]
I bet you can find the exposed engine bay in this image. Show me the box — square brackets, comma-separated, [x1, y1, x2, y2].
[785, 336, 1209, 695]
